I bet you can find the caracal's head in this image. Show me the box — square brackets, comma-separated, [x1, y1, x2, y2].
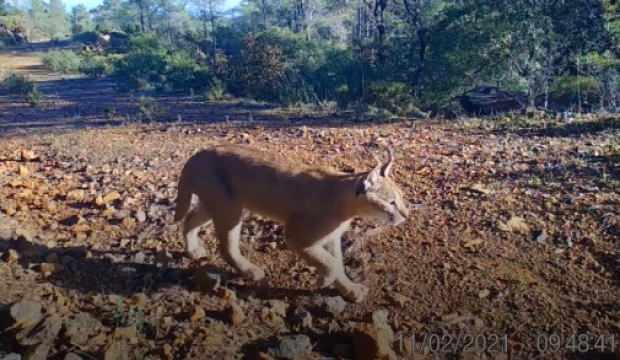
[355, 147, 410, 226]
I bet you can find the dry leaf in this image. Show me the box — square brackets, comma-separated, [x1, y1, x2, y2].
[478, 289, 491, 298]
[463, 238, 484, 249]
[498, 216, 530, 234]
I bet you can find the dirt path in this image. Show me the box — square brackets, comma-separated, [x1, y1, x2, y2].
[0, 44, 337, 135]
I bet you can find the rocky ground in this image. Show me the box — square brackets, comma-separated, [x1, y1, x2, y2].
[1, 45, 619, 360]
[0, 115, 618, 360]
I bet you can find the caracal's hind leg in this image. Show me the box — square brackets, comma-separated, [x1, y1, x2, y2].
[183, 203, 211, 259]
[210, 202, 265, 281]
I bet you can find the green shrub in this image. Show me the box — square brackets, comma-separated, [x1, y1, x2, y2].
[114, 34, 213, 93]
[237, 34, 287, 102]
[205, 79, 226, 101]
[225, 29, 366, 106]
[335, 84, 352, 109]
[551, 75, 601, 107]
[25, 87, 42, 107]
[113, 34, 168, 91]
[42, 50, 82, 74]
[79, 54, 115, 78]
[137, 96, 164, 122]
[1, 73, 42, 106]
[365, 82, 420, 116]
[1, 73, 35, 94]
[165, 51, 213, 92]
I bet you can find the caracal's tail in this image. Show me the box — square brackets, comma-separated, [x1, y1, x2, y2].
[174, 165, 192, 222]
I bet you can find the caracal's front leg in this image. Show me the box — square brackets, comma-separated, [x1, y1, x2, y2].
[212, 204, 265, 281]
[182, 204, 211, 260]
[299, 245, 368, 302]
[288, 220, 367, 302]
[322, 234, 344, 288]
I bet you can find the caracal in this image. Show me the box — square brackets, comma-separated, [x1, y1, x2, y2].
[174, 145, 409, 302]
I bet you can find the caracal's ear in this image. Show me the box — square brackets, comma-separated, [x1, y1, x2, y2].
[357, 155, 382, 195]
[380, 147, 394, 177]
[357, 147, 393, 195]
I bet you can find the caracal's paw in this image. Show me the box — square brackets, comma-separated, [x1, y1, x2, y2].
[338, 283, 369, 303]
[318, 271, 337, 289]
[186, 245, 208, 260]
[241, 266, 265, 281]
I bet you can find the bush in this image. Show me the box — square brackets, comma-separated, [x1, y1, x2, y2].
[25, 87, 42, 107]
[114, 34, 213, 93]
[165, 51, 213, 92]
[1, 73, 42, 106]
[42, 50, 82, 74]
[335, 84, 355, 109]
[238, 35, 287, 102]
[551, 75, 602, 110]
[1, 73, 35, 94]
[114, 35, 168, 91]
[137, 96, 164, 122]
[205, 79, 226, 101]
[79, 54, 115, 78]
[365, 82, 420, 116]
[224, 29, 367, 106]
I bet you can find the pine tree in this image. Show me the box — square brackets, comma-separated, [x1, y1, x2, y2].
[71, 4, 92, 34]
[47, 0, 69, 38]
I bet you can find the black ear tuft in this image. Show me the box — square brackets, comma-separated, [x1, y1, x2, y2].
[355, 180, 366, 196]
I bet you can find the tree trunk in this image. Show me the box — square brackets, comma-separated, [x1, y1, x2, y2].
[261, 0, 268, 28]
[137, 0, 146, 32]
[373, 0, 387, 63]
[209, 1, 217, 61]
[202, 10, 208, 38]
[412, 28, 427, 95]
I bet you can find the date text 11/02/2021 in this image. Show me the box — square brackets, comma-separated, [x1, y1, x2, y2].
[398, 333, 616, 354]
[398, 333, 509, 354]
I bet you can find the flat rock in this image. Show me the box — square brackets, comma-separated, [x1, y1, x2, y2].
[267, 300, 288, 318]
[63, 312, 102, 346]
[324, 296, 346, 316]
[0, 354, 22, 360]
[290, 306, 312, 330]
[113, 325, 138, 345]
[135, 210, 147, 223]
[22, 343, 50, 360]
[64, 353, 82, 360]
[17, 314, 62, 346]
[271, 334, 313, 360]
[353, 309, 396, 360]
[352, 324, 396, 360]
[0, 301, 43, 331]
[104, 340, 131, 360]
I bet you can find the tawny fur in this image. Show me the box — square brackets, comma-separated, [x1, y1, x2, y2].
[174, 144, 409, 302]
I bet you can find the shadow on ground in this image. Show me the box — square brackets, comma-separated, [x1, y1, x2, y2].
[489, 116, 620, 138]
[0, 74, 410, 136]
[0, 236, 332, 301]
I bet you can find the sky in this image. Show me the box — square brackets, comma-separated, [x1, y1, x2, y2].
[63, 0, 242, 11]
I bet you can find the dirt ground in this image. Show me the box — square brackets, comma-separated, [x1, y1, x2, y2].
[0, 46, 619, 360]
